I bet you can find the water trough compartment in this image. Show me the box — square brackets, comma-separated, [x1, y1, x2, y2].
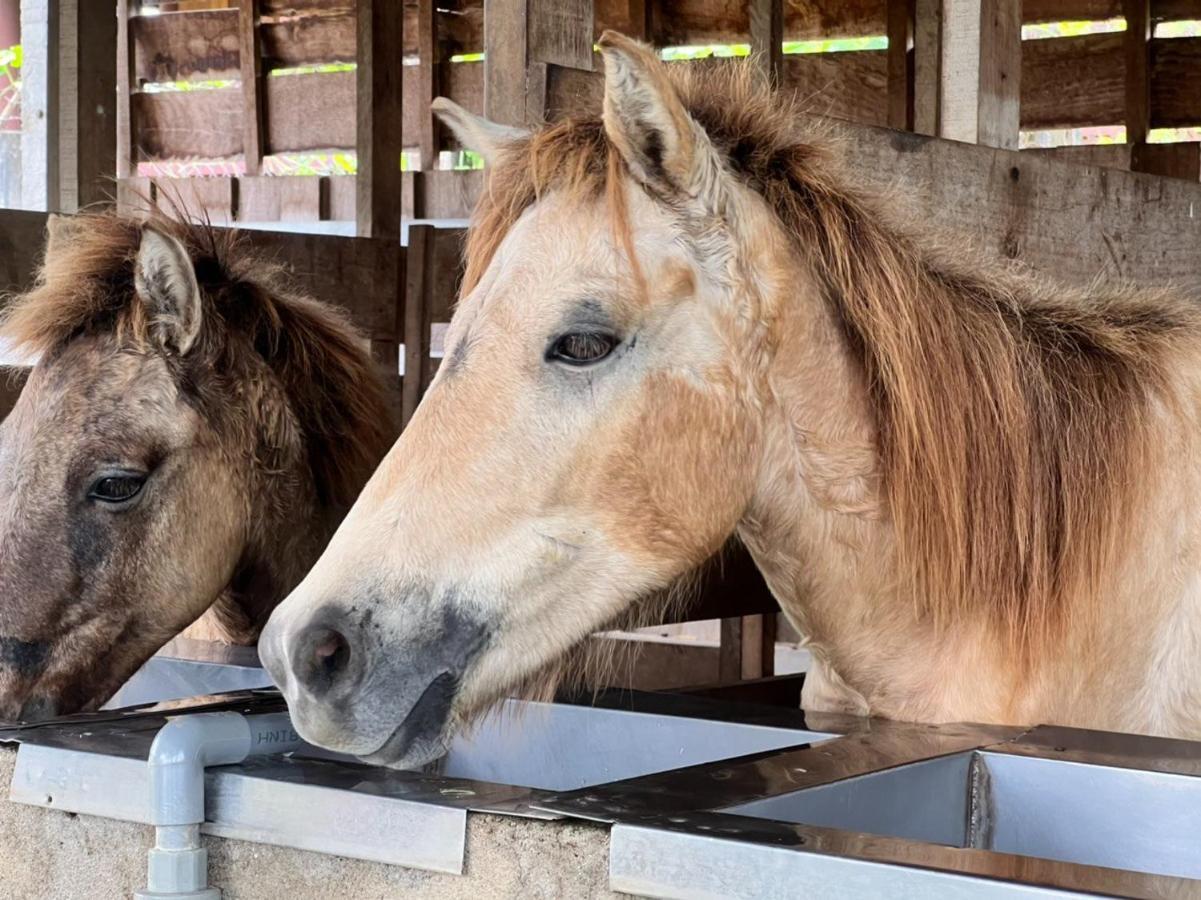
[724, 748, 1201, 880]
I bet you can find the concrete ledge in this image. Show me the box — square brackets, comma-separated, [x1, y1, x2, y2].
[0, 747, 616, 899]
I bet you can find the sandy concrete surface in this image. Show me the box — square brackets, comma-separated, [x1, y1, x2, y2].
[0, 746, 621, 899]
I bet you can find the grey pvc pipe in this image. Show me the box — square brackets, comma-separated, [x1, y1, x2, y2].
[136, 711, 304, 899]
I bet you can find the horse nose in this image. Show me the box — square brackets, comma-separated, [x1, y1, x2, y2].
[291, 622, 362, 697]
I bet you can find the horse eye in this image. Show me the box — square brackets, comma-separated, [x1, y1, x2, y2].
[88, 474, 146, 506]
[548, 332, 618, 366]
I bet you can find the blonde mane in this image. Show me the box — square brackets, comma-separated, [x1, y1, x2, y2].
[0, 212, 393, 512]
[461, 62, 1201, 649]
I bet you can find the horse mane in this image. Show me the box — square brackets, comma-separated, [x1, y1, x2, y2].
[0, 211, 393, 513]
[462, 60, 1201, 648]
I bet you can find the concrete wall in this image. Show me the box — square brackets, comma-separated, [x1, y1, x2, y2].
[0, 747, 618, 899]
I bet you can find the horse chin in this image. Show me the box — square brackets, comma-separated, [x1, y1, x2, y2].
[357, 671, 460, 769]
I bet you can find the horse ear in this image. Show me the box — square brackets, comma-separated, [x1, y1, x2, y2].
[135, 227, 202, 356]
[597, 30, 713, 197]
[431, 97, 529, 165]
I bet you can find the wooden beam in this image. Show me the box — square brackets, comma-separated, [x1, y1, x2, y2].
[748, 0, 783, 84]
[529, 0, 594, 71]
[484, 0, 530, 126]
[116, 0, 134, 181]
[414, 0, 438, 170]
[887, 0, 916, 131]
[402, 224, 435, 427]
[57, 0, 118, 211]
[940, 0, 1021, 148]
[355, 0, 403, 239]
[239, 0, 265, 176]
[913, 0, 942, 135]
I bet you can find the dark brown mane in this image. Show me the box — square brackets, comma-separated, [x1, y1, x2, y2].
[461, 61, 1201, 648]
[0, 212, 393, 513]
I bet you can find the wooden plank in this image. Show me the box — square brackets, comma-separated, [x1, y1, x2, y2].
[133, 9, 240, 82]
[133, 71, 356, 160]
[403, 168, 486, 218]
[1024, 0, 1198, 22]
[261, 6, 355, 68]
[327, 174, 356, 220]
[595, 0, 650, 39]
[240, 0, 265, 175]
[781, 50, 889, 127]
[416, 120, 1201, 285]
[529, 0, 595, 71]
[1131, 142, 1201, 180]
[887, 0, 915, 130]
[850, 125, 1201, 283]
[402, 224, 434, 426]
[1126, 0, 1151, 149]
[152, 176, 236, 224]
[1022, 34, 1201, 131]
[940, 0, 1021, 149]
[913, 0, 942, 135]
[355, 0, 404, 239]
[414, 0, 439, 168]
[58, 0, 118, 210]
[1020, 32, 1123, 130]
[406, 60, 483, 152]
[243, 228, 401, 338]
[484, 0, 530, 126]
[116, 176, 156, 214]
[0, 368, 27, 422]
[117, 0, 135, 179]
[238, 175, 324, 221]
[718, 617, 743, 682]
[0, 210, 53, 293]
[749, 0, 784, 83]
[1022, 143, 1134, 170]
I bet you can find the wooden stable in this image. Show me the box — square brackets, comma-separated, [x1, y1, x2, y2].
[6, 0, 1201, 685]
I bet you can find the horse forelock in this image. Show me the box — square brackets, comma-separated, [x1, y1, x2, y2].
[0, 211, 393, 515]
[464, 60, 1201, 653]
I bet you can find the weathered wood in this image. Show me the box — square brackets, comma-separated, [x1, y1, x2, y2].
[413, 0, 439, 168]
[58, 0, 118, 210]
[403, 168, 486, 219]
[939, 0, 1021, 149]
[887, 0, 915, 130]
[116, 176, 156, 214]
[327, 174, 357, 220]
[1022, 34, 1201, 131]
[1022, 142, 1134, 171]
[402, 224, 434, 426]
[0, 210, 52, 293]
[782, 50, 888, 127]
[913, 0, 942, 135]
[596, 0, 650, 39]
[852, 125, 1201, 283]
[1024, 0, 1199, 21]
[117, 0, 135, 179]
[718, 617, 744, 682]
[133, 71, 355, 160]
[748, 0, 784, 84]
[355, 0, 404, 239]
[406, 59, 483, 151]
[0, 368, 27, 422]
[484, 0, 531, 126]
[238, 175, 324, 221]
[529, 0, 595, 71]
[240, 0, 266, 175]
[1131, 142, 1201, 181]
[153, 177, 236, 224]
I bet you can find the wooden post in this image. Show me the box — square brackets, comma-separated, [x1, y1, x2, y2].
[116, 0, 134, 181]
[748, 0, 783, 84]
[484, 0, 531, 126]
[414, 0, 438, 171]
[1123, 0, 1193, 178]
[937, 0, 1021, 149]
[887, 0, 916, 131]
[402, 224, 434, 427]
[913, 0, 943, 136]
[57, 0, 117, 211]
[239, 0, 265, 177]
[355, 0, 403, 240]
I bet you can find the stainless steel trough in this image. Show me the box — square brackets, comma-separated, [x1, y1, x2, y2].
[5, 640, 1201, 897]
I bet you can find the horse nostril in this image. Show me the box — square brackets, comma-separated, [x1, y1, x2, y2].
[295, 624, 356, 696]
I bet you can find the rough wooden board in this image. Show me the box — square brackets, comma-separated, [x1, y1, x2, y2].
[0, 367, 27, 421]
[1021, 34, 1201, 131]
[484, 0, 530, 126]
[116, 176, 156, 214]
[243, 228, 401, 337]
[748, 0, 784, 83]
[978, 0, 1022, 149]
[239, 175, 324, 221]
[849, 126, 1201, 284]
[1023, 142, 1134, 171]
[241, 0, 265, 173]
[58, 0, 119, 210]
[133, 9, 240, 83]
[133, 70, 355, 159]
[529, 0, 595, 70]
[0, 210, 49, 294]
[402, 169, 484, 219]
[782, 48, 888, 126]
[327, 174, 357, 219]
[1024, 0, 1200, 21]
[355, 0, 404, 239]
[153, 176, 236, 224]
[117, 0, 135, 179]
[1132, 141, 1201, 180]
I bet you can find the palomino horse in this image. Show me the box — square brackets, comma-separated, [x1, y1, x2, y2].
[0, 213, 392, 720]
[261, 33, 1201, 768]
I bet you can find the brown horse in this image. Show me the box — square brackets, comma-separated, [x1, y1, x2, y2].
[0, 213, 392, 720]
[261, 33, 1201, 767]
